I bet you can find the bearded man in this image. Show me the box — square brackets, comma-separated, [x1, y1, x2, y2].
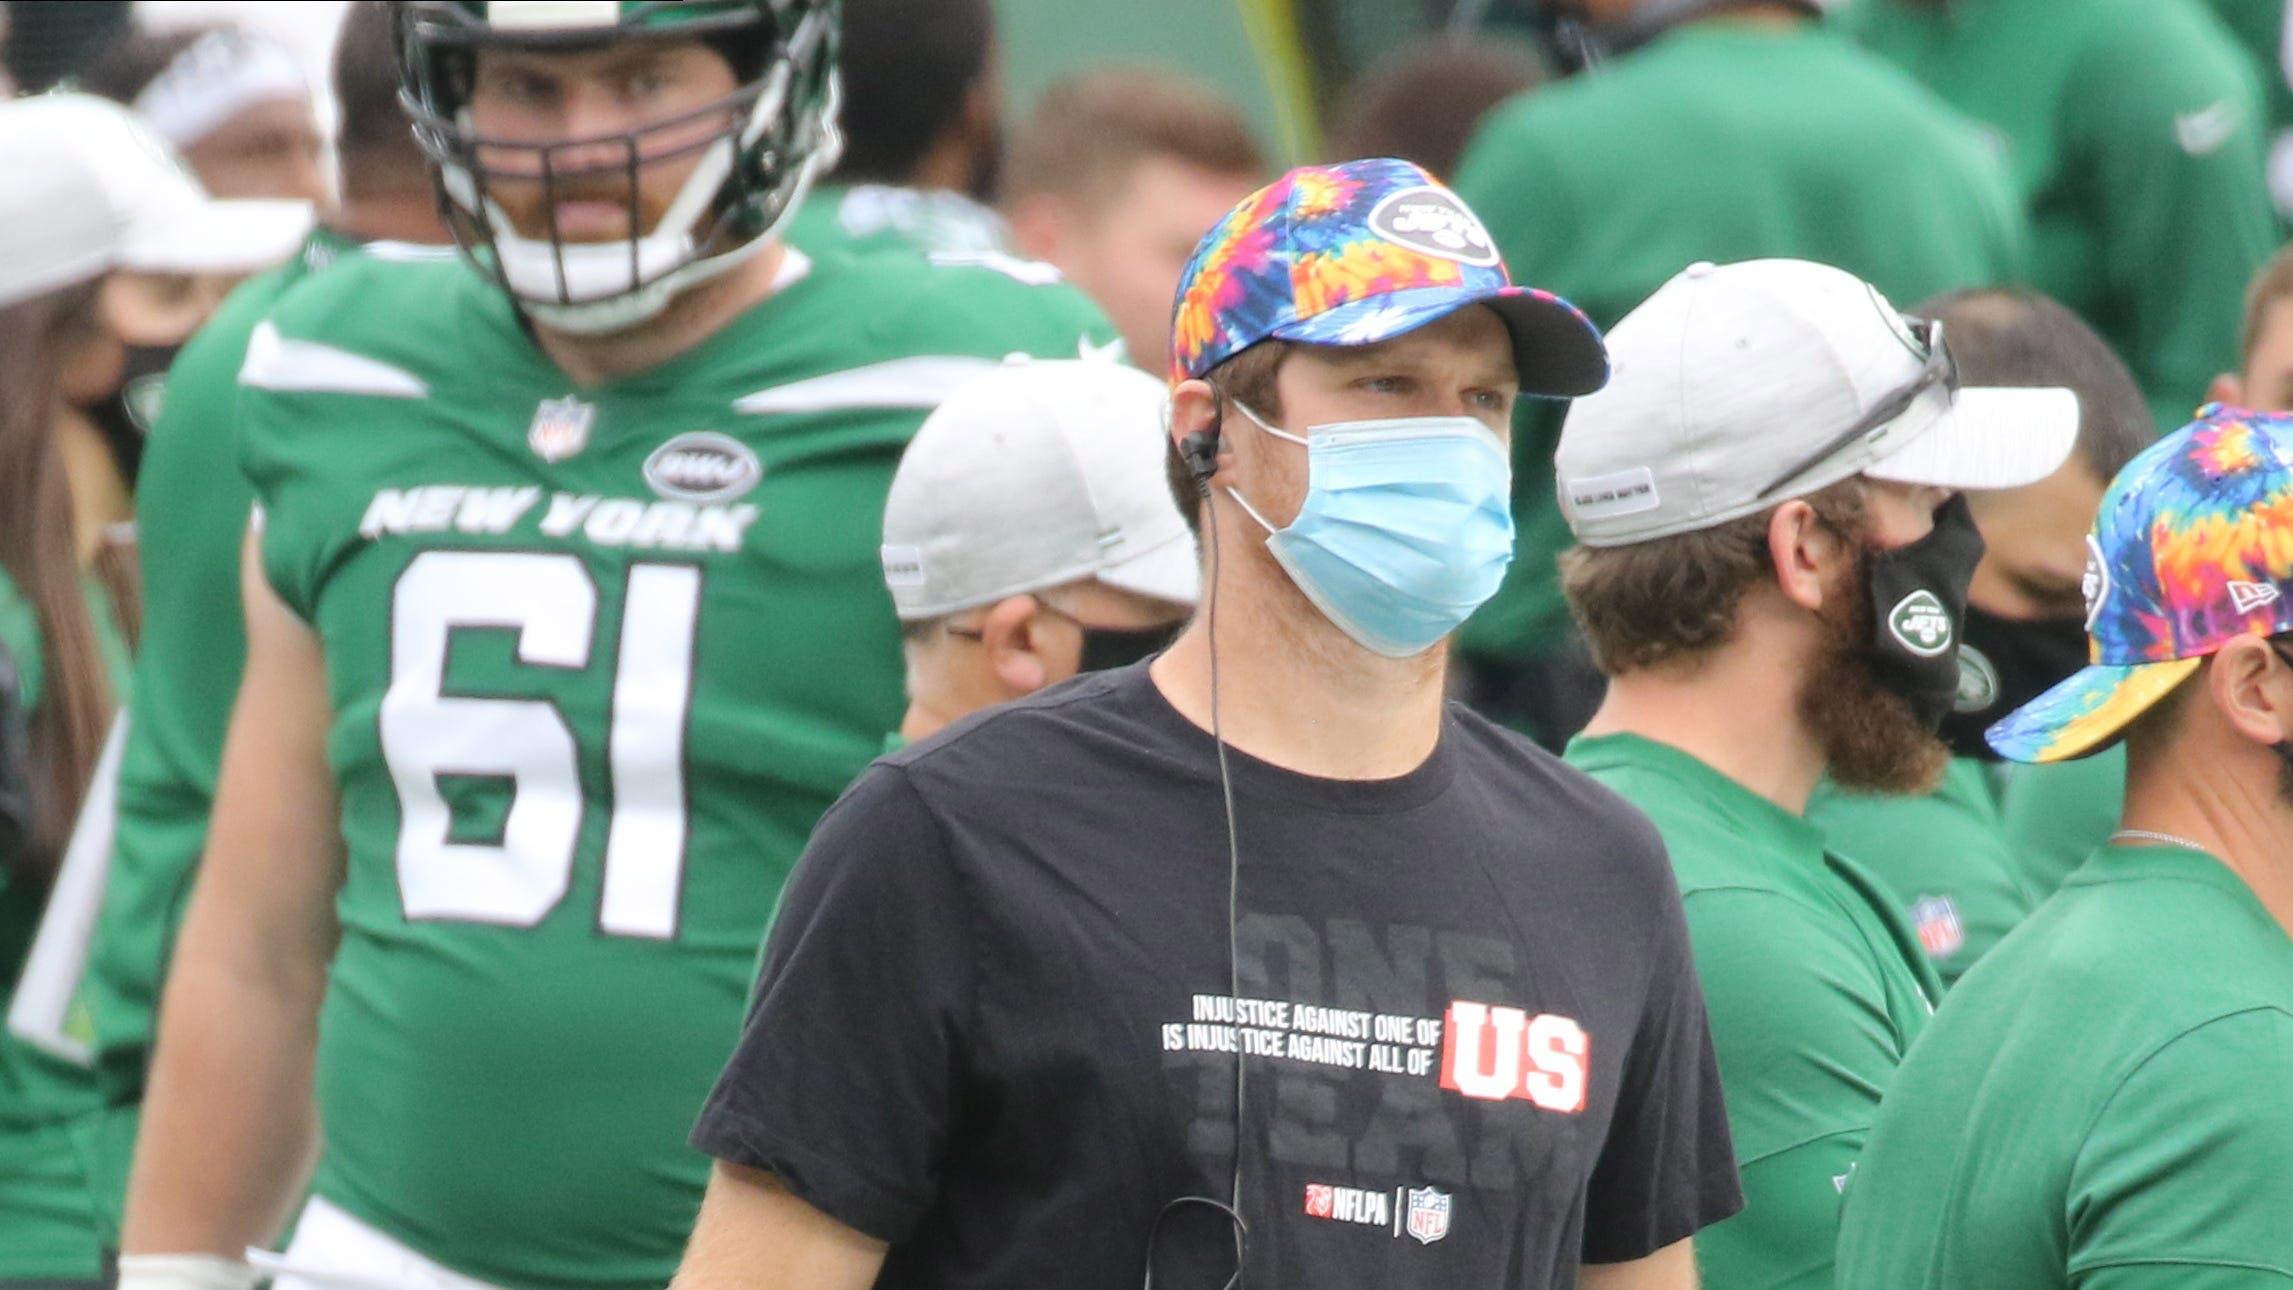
[1552, 258, 2078, 1290]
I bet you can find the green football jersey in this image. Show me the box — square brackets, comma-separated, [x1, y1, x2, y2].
[1836, 843, 2293, 1286]
[1451, 19, 2029, 688]
[1806, 757, 2042, 988]
[234, 243, 1112, 1289]
[1565, 732, 1939, 1290]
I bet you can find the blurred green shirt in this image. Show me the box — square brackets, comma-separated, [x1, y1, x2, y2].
[1807, 757, 2041, 988]
[1845, 0, 2280, 429]
[1453, 20, 2028, 673]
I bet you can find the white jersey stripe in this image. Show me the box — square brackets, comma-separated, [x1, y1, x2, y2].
[241, 321, 429, 398]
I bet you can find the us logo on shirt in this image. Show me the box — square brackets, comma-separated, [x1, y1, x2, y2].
[1437, 1001, 1589, 1112]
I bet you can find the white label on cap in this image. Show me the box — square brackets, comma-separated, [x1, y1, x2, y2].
[881, 545, 927, 588]
[2230, 580, 2281, 614]
[1366, 188, 1502, 267]
[1565, 468, 1661, 521]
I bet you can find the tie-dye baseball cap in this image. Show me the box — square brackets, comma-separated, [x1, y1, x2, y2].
[1989, 405, 2293, 763]
[1167, 157, 1607, 396]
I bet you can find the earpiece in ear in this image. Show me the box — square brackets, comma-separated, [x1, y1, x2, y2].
[1180, 430, 1221, 483]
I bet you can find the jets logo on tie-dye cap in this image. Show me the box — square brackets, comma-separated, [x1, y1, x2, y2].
[1166, 157, 1608, 397]
[1989, 405, 2293, 763]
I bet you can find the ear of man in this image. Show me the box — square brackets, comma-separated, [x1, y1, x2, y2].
[979, 593, 1053, 695]
[2205, 634, 2293, 750]
[1763, 498, 1853, 615]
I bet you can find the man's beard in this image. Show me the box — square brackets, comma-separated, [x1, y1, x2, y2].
[1799, 557, 1951, 795]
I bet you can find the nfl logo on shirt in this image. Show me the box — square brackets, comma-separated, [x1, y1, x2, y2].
[527, 396, 596, 463]
[1911, 895, 1964, 958]
[1405, 1187, 1451, 1245]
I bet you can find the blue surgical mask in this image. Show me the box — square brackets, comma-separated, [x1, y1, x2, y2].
[1223, 401, 1516, 658]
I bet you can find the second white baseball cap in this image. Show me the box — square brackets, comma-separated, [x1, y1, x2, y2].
[1557, 258, 2080, 547]
[882, 358, 1202, 620]
[0, 92, 312, 309]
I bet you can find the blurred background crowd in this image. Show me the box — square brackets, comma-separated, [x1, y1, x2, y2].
[3, 0, 2293, 1283]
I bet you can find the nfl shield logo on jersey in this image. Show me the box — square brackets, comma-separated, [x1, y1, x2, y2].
[1404, 1187, 1451, 1245]
[527, 396, 596, 463]
[1911, 894, 1965, 958]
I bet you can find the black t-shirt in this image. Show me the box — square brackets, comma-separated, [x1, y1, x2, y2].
[693, 665, 1741, 1288]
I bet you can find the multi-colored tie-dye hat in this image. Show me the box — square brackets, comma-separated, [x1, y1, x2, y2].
[1989, 405, 2293, 763]
[1167, 157, 1607, 396]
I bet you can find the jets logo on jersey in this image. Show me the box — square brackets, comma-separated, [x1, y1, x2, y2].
[528, 396, 595, 463]
[644, 431, 762, 504]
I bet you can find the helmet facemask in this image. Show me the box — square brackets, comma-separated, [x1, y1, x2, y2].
[395, 0, 841, 335]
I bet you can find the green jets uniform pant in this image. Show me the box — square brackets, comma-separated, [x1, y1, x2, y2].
[232, 244, 1114, 1289]
[1836, 843, 2293, 1286]
[1451, 21, 2029, 700]
[1844, 0, 2280, 429]
[1807, 757, 2042, 988]
[1566, 733, 1938, 1290]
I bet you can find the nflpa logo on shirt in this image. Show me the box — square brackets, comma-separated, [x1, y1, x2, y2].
[1438, 1001, 1589, 1113]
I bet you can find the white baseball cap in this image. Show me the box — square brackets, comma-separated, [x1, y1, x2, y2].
[882, 359, 1202, 620]
[1557, 259, 2081, 547]
[0, 92, 313, 310]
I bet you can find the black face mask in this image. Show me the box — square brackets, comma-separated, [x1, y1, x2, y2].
[1077, 621, 1181, 675]
[80, 343, 180, 488]
[1861, 494, 1989, 732]
[1941, 607, 2090, 760]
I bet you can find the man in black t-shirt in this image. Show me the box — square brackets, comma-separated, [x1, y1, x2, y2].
[674, 159, 1742, 1290]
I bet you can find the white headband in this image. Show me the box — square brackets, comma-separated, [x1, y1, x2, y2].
[130, 27, 311, 149]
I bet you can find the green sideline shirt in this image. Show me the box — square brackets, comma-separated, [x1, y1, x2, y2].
[1836, 843, 2293, 1287]
[1999, 747, 2126, 903]
[1565, 732, 1938, 1290]
[1844, 0, 2279, 429]
[1806, 757, 2040, 987]
[1453, 21, 2028, 670]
